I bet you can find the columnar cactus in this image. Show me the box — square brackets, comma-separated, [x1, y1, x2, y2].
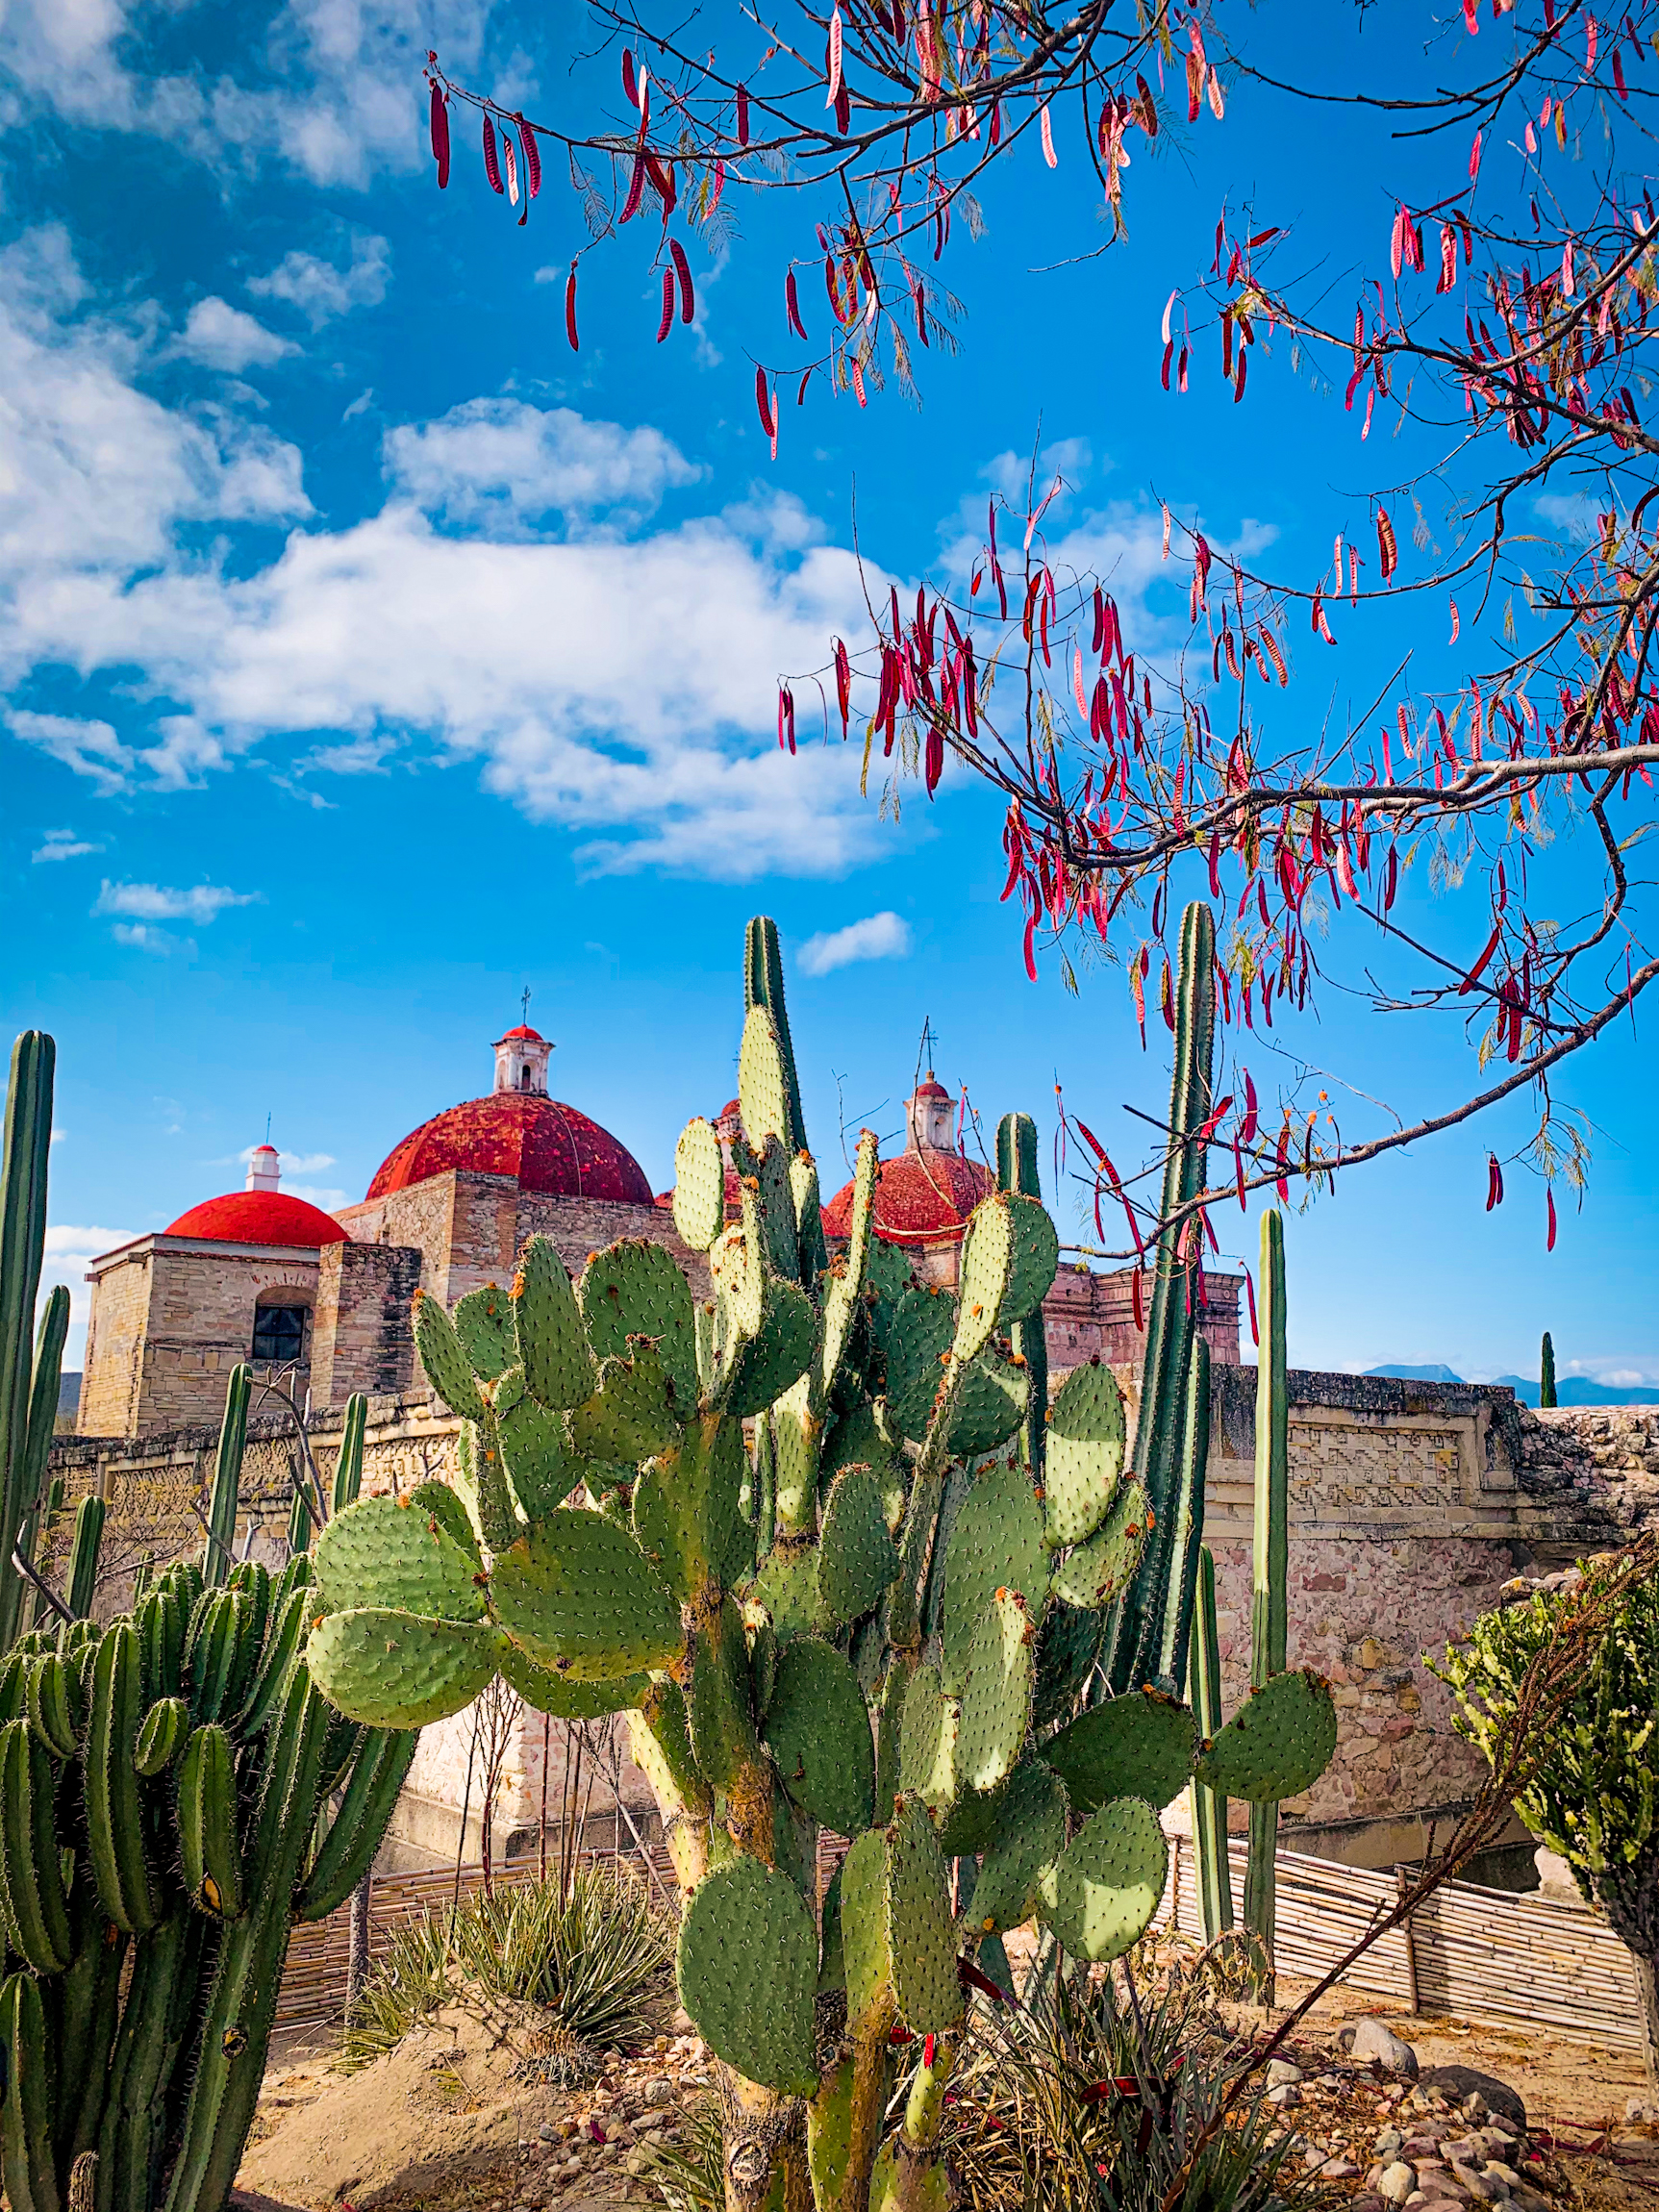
[310, 908, 1336, 2212]
[0, 1034, 66, 1653]
[1243, 1207, 1290, 1998]
[0, 1549, 416, 2212]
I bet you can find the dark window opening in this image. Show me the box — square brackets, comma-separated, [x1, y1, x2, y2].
[252, 1304, 307, 1364]
[519, 1064, 532, 1089]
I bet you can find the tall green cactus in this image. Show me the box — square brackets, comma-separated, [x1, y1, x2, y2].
[1540, 1329, 1558, 1409]
[0, 1034, 59, 1653]
[310, 908, 1334, 2212]
[0, 1550, 416, 2212]
[64, 1496, 105, 1621]
[1243, 1207, 1291, 1998]
[1189, 1545, 1233, 1943]
[203, 1366, 250, 1586]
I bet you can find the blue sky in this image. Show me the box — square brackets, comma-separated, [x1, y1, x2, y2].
[5, 0, 1655, 1390]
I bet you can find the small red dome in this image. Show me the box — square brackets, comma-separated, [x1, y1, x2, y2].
[165, 1191, 349, 1247]
[821, 1146, 993, 1248]
[367, 1092, 653, 1205]
[913, 1078, 952, 1101]
[496, 1022, 545, 1042]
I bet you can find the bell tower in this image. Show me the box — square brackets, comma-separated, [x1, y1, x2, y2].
[492, 998, 552, 1095]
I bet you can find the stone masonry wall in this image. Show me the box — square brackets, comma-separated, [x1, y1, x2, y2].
[1045, 1264, 1242, 1371]
[310, 1241, 423, 1407]
[79, 1240, 322, 1439]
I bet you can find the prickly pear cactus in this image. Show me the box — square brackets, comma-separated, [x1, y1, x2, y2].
[309, 907, 1338, 2212]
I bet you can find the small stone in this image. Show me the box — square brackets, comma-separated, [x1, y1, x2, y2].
[653, 2036, 671, 2054]
[1485, 2166, 1521, 2190]
[1268, 2061, 1305, 2088]
[645, 2078, 675, 2107]
[1352, 2022, 1421, 2080]
[1268, 2084, 1302, 2108]
[1368, 2166, 1386, 2189]
[1462, 2172, 1510, 2201]
[1510, 2191, 1550, 2212]
[1380, 2162, 1417, 2204]
[1320, 2159, 1362, 2180]
[1375, 2129, 1405, 2160]
[1353, 2197, 1389, 2212]
[540, 2125, 558, 2145]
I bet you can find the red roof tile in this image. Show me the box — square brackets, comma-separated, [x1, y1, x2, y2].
[366, 1092, 652, 1205]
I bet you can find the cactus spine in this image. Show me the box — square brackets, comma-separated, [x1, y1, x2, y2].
[1540, 1329, 1558, 1408]
[1188, 1545, 1233, 1942]
[1243, 1207, 1290, 1998]
[0, 1034, 58, 1652]
[309, 908, 1334, 2212]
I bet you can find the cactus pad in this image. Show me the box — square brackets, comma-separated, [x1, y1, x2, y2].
[948, 1347, 1030, 1457]
[897, 1663, 959, 1809]
[969, 1757, 1069, 1933]
[490, 1510, 681, 1680]
[490, 1370, 571, 1521]
[884, 1286, 955, 1442]
[940, 1461, 1047, 1695]
[413, 1291, 488, 1421]
[307, 1607, 505, 1727]
[451, 1283, 516, 1380]
[676, 1856, 819, 2096]
[955, 1588, 1036, 1795]
[1048, 1480, 1149, 1609]
[568, 1345, 685, 1463]
[1194, 1667, 1337, 1802]
[719, 1275, 817, 1418]
[751, 1540, 824, 1641]
[818, 1466, 901, 1623]
[822, 1400, 902, 1512]
[1044, 1689, 1197, 1813]
[672, 1118, 727, 1252]
[313, 1495, 486, 1625]
[498, 1640, 647, 1718]
[763, 1636, 874, 1835]
[1037, 1797, 1167, 1963]
[579, 1239, 699, 1405]
[955, 1190, 1061, 1360]
[839, 1828, 892, 2029]
[738, 1004, 792, 1151]
[1033, 1602, 1107, 1731]
[513, 1235, 597, 1411]
[408, 1478, 480, 1559]
[750, 1133, 801, 1281]
[885, 1796, 965, 2034]
[1043, 1359, 1127, 1547]
[688, 1597, 758, 1790]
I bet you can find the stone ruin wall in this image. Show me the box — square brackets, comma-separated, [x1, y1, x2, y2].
[46, 1379, 1659, 1873]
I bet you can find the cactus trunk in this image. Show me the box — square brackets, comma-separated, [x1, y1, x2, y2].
[0, 1034, 57, 1652]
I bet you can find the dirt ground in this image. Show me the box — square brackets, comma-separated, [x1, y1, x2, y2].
[235, 1971, 1658, 2212]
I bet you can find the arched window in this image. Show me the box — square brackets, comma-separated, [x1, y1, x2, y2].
[519, 1064, 532, 1090]
[252, 1303, 308, 1364]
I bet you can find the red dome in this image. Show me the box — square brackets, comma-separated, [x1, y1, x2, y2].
[366, 1092, 653, 1205]
[821, 1146, 994, 1248]
[165, 1191, 350, 1247]
[497, 1022, 545, 1042]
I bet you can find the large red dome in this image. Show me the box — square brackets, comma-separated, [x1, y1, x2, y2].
[366, 1092, 653, 1205]
[821, 1146, 994, 1248]
[165, 1191, 350, 1246]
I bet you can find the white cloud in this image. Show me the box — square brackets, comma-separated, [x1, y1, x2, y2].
[109, 921, 176, 951]
[249, 235, 390, 329]
[0, 238, 921, 879]
[233, 1144, 337, 1175]
[0, 0, 518, 191]
[383, 400, 701, 533]
[288, 1182, 352, 1210]
[177, 297, 297, 372]
[96, 880, 260, 922]
[798, 912, 914, 976]
[31, 827, 103, 863]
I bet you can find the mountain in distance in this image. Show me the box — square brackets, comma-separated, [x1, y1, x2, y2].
[1365, 1363, 1659, 1409]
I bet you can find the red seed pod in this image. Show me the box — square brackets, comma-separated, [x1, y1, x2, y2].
[755, 364, 774, 438]
[503, 131, 518, 206]
[519, 117, 540, 197]
[1546, 1187, 1558, 1251]
[429, 81, 451, 188]
[482, 113, 504, 193]
[736, 83, 750, 145]
[656, 269, 674, 341]
[565, 262, 580, 352]
[621, 152, 646, 224]
[786, 268, 808, 340]
[622, 49, 638, 107]
[670, 238, 694, 323]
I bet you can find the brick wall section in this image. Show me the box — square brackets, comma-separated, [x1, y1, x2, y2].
[310, 1242, 423, 1406]
[79, 1238, 322, 1438]
[1044, 1265, 1242, 1371]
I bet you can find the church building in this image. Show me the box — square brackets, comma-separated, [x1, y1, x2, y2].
[75, 1019, 1239, 1440]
